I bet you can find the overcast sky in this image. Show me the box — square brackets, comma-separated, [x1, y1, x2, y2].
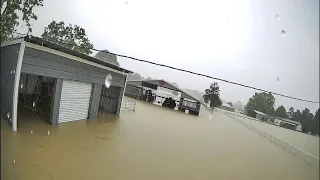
[17, 0, 319, 113]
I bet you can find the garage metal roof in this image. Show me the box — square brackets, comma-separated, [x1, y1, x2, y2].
[22, 36, 133, 74]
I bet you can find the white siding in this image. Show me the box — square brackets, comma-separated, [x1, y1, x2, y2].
[58, 80, 92, 123]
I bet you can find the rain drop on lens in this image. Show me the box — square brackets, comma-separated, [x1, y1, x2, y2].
[105, 74, 112, 88]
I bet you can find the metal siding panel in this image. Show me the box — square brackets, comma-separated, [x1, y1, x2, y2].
[58, 80, 92, 123]
[99, 86, 121, 114]
[88, 84, 102, 120]
[22, 47, 126, 87]
[51, 79, 62, 125]
[18, 73, 27, 93]
[0, 44, 21, 127]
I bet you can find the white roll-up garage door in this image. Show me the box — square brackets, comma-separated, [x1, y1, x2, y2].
[58, 80, 92, 123]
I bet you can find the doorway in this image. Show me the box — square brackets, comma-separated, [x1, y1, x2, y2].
[18, 73, 56, 127]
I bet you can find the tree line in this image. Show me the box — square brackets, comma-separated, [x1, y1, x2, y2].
[1, 1, 120, 65]
[245, 92, 319, 135]
[202, 83, 319, 136]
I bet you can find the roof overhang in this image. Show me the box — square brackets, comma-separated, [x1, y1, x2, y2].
[1, 36, 133, 75]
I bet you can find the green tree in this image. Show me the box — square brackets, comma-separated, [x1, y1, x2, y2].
[95, 50, 120, 66]
[41, 21, 93, 54]
[275, 105, 287, 118]
[245, 92, 275, 115]
[1, 0, 43, 42]
[292, 109, 302, 122]
[287, 107, 294, 120]
[312, 109, 319, 135]
[301, 108, 314, 134]
[203, 82, 222, 108]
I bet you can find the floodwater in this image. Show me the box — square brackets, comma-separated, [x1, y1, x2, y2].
[225, 111, 319, 158]
[1, 99, 319, 180]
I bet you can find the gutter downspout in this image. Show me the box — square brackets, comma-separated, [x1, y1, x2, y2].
[12, 41, 26, 131]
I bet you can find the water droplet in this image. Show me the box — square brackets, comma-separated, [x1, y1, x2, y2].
[105, 74, 112, 88]
[31, 130, 33, 134]
[33, 101, 36, 107]
[7, 112, 10, 118]
[13, 160, 16, 163]
[20, 84, 23, 89]
[281, 30, 286, 36]
[47, 130, 50, 136]
[276, 14, 280, 20]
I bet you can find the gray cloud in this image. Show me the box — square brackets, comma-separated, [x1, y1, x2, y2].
[16, 0, 319, 113]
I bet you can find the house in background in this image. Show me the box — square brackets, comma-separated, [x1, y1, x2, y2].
[125, 79, 201, 116]
[274, 118, 302, 131]
[1, 36, 133, 131]
[247, 110, 267, 121]
[221, 103, 235, 112]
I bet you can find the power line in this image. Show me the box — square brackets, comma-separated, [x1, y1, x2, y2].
[92, 48, 319, 104]
[20, 34, 318, 104]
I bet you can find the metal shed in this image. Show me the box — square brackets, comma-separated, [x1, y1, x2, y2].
[1, 36, 133, 131]
[125, 79, 201, 115]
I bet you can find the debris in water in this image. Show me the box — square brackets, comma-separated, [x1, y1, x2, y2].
[33, 101, 36, 107]
[13, 160, 16, 163]
[7, 112, 10, 118]
[31, 130, 33, 134]
[47, 130, 50, 136]
[281, 30, 286, 36]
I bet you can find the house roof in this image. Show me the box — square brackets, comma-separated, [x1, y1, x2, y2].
[277, 118, 301, 125]
[127, 79, 200, 102]
[253, 110, 266, 116]
[222, 103, 233, 108]
[21, 36, 133, 74]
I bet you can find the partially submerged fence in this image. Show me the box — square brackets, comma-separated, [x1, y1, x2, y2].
[120, 98, 137, 112]
[209, 107, 319, 167]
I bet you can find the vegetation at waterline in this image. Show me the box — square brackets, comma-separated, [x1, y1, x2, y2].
[245, 92, 319, 135]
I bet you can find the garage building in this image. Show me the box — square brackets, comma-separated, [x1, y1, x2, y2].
[1, 36, 133, 131]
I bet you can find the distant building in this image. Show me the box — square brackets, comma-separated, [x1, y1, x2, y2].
[274, 118, 302, 131]
[221, 103, 235, 112]
[247, 110, 267, 121]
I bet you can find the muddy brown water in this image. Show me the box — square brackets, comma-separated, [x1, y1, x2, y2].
[1, 100, 319, 180]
